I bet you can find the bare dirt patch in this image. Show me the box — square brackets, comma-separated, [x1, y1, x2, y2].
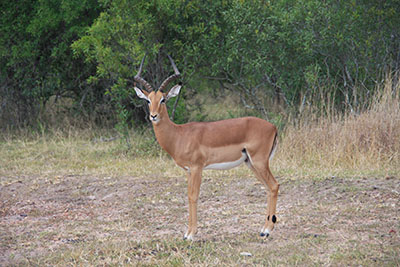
[1, 172, 399, 265]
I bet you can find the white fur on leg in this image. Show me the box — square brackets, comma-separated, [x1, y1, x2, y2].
[260, 227, 270, 237]
[184, 230, 194, 241]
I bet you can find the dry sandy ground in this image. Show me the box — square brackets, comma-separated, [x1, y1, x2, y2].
[1, 172, 399, 265]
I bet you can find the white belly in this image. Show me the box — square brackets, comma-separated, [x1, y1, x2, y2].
[204, 151, 247, 170]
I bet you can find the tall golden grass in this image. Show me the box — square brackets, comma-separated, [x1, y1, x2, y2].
[276, 75, 400, 177]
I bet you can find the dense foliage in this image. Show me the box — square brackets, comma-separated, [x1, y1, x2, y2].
[1, 0, 399, 128]
[0, 0, 103, 127]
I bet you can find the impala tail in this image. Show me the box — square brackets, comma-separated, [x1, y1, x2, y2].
[269, 133, 278, 161]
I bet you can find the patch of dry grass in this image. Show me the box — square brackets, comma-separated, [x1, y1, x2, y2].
[0, 128, 182, 186]
[276, 77, 400, 178]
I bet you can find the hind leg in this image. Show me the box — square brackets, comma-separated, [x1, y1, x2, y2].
[246, 159, 279, 237]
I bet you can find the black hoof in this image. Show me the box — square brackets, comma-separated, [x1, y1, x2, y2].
[260, 232, 269, 237]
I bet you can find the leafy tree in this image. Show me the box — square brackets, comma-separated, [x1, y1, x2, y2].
[0, 0, 103, 127]
[2, 0, 399, 129]
[203, 0, 400, 115]
[72, 0, 232, 129]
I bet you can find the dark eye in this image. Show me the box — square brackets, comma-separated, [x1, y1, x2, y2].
[146, 100, 150, 104]
[160, 98, 166, 104]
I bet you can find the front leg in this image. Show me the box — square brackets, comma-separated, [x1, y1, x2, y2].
[184, 166, 202, 240]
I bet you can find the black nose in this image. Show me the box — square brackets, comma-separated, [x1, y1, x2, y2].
[151, 114, 157, 119]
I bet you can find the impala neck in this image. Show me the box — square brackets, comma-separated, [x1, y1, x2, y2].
[152, 109, 179, 156]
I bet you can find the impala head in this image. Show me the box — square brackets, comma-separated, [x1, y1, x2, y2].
[134, 55, 181, 124]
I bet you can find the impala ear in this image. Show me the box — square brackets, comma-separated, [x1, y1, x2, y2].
[134, 87, 149, 100]
[166, 84, 182, 100]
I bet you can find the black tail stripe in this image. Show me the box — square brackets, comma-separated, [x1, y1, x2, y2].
[268, 132, 278, 159]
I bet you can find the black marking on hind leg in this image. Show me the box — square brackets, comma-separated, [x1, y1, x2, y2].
[242, 148, 250, 163]
[272, 215, 277, 223]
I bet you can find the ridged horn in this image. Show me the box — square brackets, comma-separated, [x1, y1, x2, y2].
[158, 55, 181, 92]
[134, 55, 154, 92]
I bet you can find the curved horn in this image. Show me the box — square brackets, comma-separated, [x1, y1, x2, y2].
[134, 55, 154, 92]
[159, 55, 181, 92]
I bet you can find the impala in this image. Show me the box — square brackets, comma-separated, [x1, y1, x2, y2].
[134, 56, 279, 240]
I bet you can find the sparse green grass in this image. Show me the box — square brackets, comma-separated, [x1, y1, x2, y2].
[0, 129, 181, 186]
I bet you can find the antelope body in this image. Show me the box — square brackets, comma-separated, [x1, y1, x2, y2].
[134, 56, 279, 240]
